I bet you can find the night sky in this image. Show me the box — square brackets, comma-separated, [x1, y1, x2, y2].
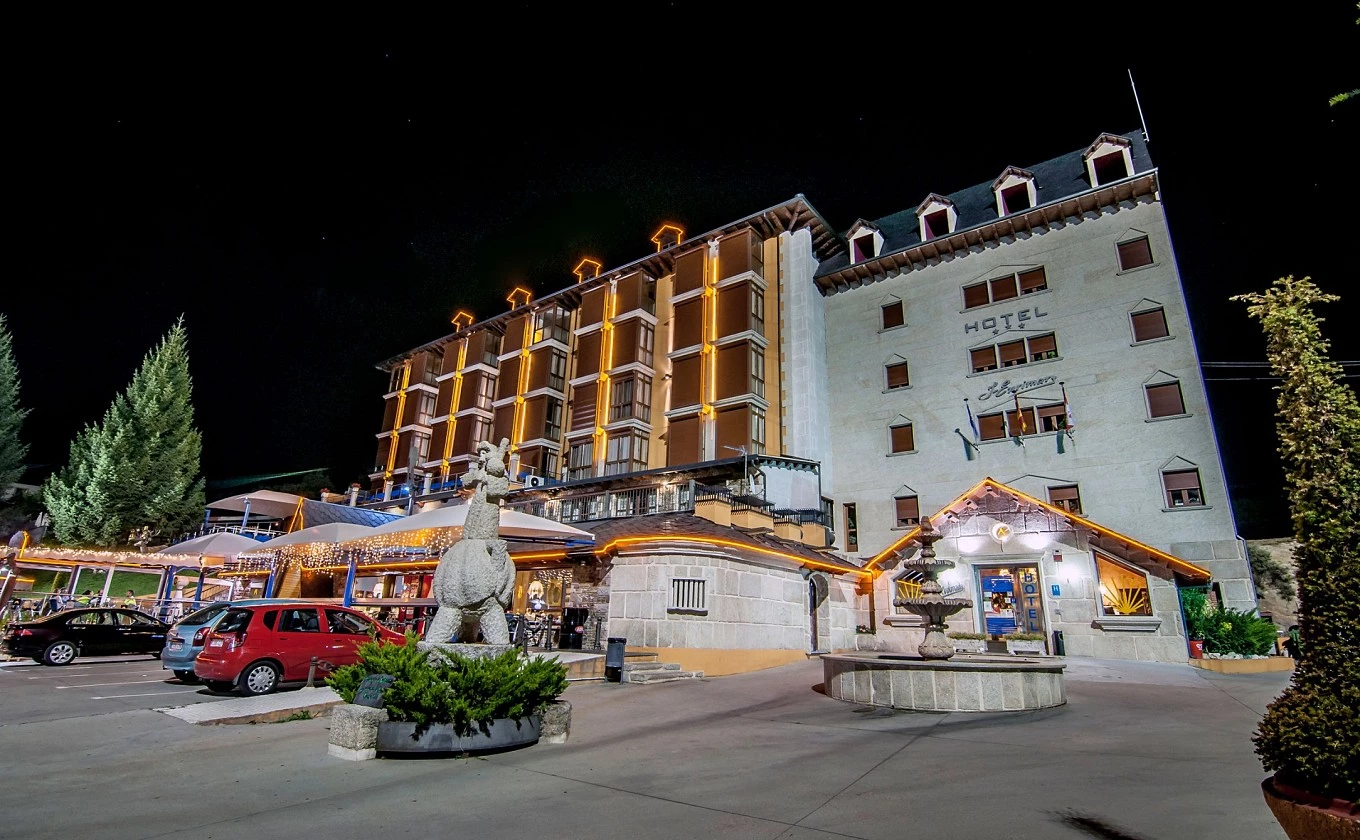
[7, 17, 1356, 539]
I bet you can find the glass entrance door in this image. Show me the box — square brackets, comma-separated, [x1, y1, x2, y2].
[975, 564, 1047, 650]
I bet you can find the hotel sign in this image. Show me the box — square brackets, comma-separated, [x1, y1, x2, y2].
[977, 375, 1058, 402]
[964, 306, 1047, 336]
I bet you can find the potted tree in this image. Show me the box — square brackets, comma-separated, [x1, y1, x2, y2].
[1236, 277, 1358, 838]
[1180, 588, 1207, 659]
[328, 632, 568, 754]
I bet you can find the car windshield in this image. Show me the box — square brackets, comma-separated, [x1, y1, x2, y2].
[216, 609, 253, 634]
[176, 604, 229, 627]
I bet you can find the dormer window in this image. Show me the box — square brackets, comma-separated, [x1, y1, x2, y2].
[1083, 133, 1135, 186]
[847, 220, 882, 263]
[992, 167, 1036, 216]
[916, 194, 956, 241]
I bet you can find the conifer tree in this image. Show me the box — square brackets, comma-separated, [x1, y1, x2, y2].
[0, 314, 30, 488]
[44, 318, 205, 545]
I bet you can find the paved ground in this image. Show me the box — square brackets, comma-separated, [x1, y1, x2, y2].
[0, 656, 243, 724]
[0, 657, 1289, 840]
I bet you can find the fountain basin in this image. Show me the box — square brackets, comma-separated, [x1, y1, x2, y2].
[822, 652, 1066, 712]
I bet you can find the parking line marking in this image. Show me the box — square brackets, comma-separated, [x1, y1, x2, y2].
[56, 679, 175, 689]
[90, 690, 202, 699]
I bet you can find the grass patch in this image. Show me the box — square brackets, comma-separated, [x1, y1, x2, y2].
[273, 710, 314, 723]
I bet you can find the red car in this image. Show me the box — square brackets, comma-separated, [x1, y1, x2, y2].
[194, 604, 405, 696]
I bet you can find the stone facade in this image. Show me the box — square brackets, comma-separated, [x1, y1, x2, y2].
[816, 198, 1255, 617]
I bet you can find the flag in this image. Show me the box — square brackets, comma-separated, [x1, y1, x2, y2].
[965, 399, 980, 442]
[1061, 382, 1076, 434]
[1013, 392, 1027, 435]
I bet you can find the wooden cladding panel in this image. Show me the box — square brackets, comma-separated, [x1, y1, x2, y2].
[569, 383, 597, 431]
[612, 319, 639, 368]
[451, 417, 473, 456]
[496, 357, 521, 401]
[502, 316, 528, 354]
[373, 438, 391, 474]
[435, 381, 454, 417]
[526, 348, 551, 391]
[614, 272, 644, 312]
[673, 248, 706, 296]
[575, 332, 601, 378]
[493, 405, 515, 444]
[522, 395, 547, 441]
[717, 282, 750, 338]
[715, 342, 750, 401]
[441, 341, 462, 372]
[578, 287, 606, 327]
[667, 414, 701, 466]
[672, 298, 704, 349]
[717, 229, 762, 281]
[671, 354, 702, 408]
[427, 425, 448, 462]
[381, 398, 398, 430]
[715, 405, 750, 455]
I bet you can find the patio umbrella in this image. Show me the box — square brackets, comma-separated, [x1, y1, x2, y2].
[156, 531, 263, 559]
[361, 502, 593, 543]
[205, 490, 306, 519]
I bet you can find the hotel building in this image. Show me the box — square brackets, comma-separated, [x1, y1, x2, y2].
[361, 130, 1255, 667]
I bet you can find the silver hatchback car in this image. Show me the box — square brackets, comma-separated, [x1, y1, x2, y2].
[161, 599, 310, 681]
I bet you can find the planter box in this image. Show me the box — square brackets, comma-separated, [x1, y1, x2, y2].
[1261, 775, 1359, 840]
[950, 639, 987, 654]
[1190, 656, 1295, 674]
[377, 715, 541, 754]
[1006, 640, 1046, 656]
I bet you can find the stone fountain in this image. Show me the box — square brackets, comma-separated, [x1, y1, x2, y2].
[892, 516, 972, 659]
[822, 515, 1066, 712]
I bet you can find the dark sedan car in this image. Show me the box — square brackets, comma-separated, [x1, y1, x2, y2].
[1, 608, 169, 665]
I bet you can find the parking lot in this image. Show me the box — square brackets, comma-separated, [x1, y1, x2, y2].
[0, 656, 245, 725]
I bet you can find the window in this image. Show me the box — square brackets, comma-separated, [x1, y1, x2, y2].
[1048, 485, 1082, 514]
[548, 350, 567, 392]
[1096, 554, 1152, 616]
[881, 300, 905, 330]
[422, 352, 443, 386]
[605, 432, 648, 475]
[1131, 307, 1169, 342]
[893, 570, 924, 610]
[970, 347, 998, 374]
[843, 503, 858, 552]
[964, 268, 1047, 310]
[69, 611, 110, 625]
[1162, 469, 1204, 508]
[610, 378, 635, 422]
[885, 360, 910, 390]
[482, 333, 502, 368]
[567, 440, 594, 480]
[852, 234, 876, 262]
[750, 407, 766, 455]
[642, 278, 657, 316]
[669, 578, 707, 613]
[750, 286, 765, 334]
[277, 608, 321, 633]
[327, 610, 374, 635]
[262, 610, 277, 630]
[998, 339, 1026, 367]
[924, 209, 950, 239]
[894, 495, 920, 527]
[750, 347, 765, 398]
[389, 367, 404, 392]
[543, 450, 561, 481]
[532, 305, 571, 345]
[1146, 382, 1186, 418]
[1036, 403, 1068, 432]
[1000, 183, 1031, 214]
[476, 374, 495, 410]
[639, 323, 655, 367]
[889, 422, 915, 454]
[978, 412, 1007, 441]
[1093, 151, 1130, 185]
[416, 392, 437, 425]
[413, 432, 431, 460]
[116, 611, 156, 626]
[1118, 237, 1154, 271]
[1004, 406, 1035, 436]
[544, 397, 563, 440]
[469, 416, 492, 448]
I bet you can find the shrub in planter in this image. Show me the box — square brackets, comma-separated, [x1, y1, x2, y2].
[1237, 278, 1359, 808]
[1180, 588, 1208, 642]
[946, 632, 987, 640]
[328, 633, 569, 737]
[1200, 606, 1278, 657]
[1003, 633, 1046, 642]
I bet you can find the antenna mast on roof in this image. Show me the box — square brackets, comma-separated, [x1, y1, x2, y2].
[1128, 68, 1150, 144]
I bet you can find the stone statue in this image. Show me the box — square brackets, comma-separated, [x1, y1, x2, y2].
[424, 438, 516, 646]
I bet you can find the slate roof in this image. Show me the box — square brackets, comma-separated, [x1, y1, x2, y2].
[577, 512, 866, 575]
[300, 498, 401, 528]
[814, 130, 1152, 280]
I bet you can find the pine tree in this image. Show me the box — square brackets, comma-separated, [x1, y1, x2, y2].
[43, 318, 205, 545]
[0, 314, 30, 488]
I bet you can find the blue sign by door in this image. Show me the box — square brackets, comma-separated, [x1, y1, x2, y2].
[1050, 584, 1061, 597]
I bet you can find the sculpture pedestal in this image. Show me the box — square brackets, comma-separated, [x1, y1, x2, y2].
[418, 641, 516, 666]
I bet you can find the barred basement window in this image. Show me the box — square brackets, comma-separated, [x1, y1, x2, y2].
[669, 578, 707, 613]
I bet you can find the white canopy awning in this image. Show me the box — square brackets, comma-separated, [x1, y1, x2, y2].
[155, 531, 264, 560]
[206, 490, 305, 519]
[242, 523, 374, 554]
[354, 502, 592, 545]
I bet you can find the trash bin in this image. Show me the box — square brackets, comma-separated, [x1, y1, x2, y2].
[605, 637, 627, 683]
[1052, 629, 1065, 657]
[558, 608, 588, 650]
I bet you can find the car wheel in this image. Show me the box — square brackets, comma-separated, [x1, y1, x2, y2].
[238, 660, 280, 696]
[150, 651, 162, 659]
[203, 680, 235, 693]
[173, 669, 198, 683]
[42, 641, 77, 666]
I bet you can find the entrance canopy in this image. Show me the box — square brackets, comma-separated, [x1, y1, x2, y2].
[864, 477, 1211, 583]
